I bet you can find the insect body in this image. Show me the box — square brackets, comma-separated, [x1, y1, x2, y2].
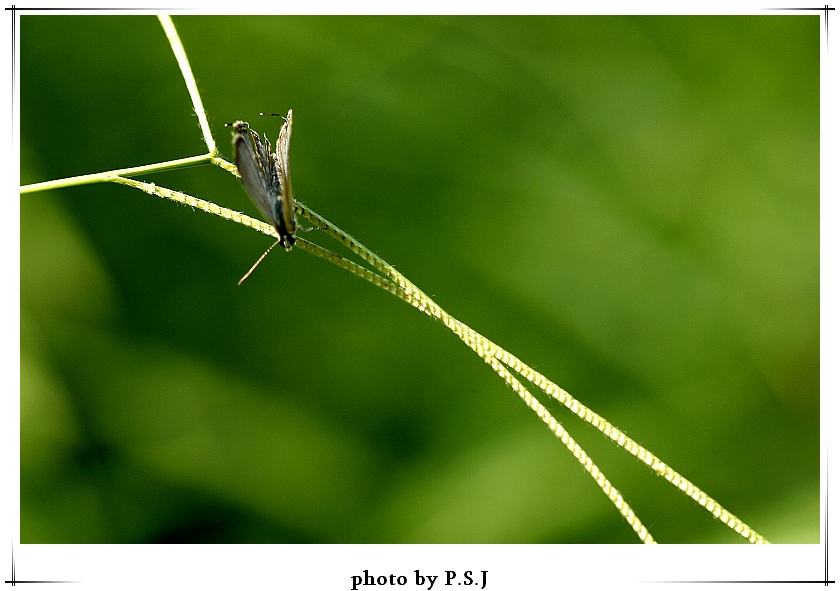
[229, 109, 297, 250]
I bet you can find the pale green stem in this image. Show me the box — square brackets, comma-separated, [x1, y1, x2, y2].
[158, 15, 217, 156]
[106, 174, 657, 543]
[295, 204, 770, 545]
[19, 153, 228, 194]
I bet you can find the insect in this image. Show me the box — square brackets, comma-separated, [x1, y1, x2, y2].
[228, 110, 297, 284]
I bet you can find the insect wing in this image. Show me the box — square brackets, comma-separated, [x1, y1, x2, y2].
[275, 109, 297, 246]
[231, 121, 281, 229]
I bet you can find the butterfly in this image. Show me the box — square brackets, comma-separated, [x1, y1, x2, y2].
[228, 110, 297, 283]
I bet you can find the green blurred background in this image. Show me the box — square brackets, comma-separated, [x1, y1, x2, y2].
[20, 15, 819, 543]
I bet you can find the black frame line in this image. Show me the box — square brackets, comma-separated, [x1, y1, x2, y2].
[4, 6, 167, 10]
[6, 544, 79, 586]
[651, 7, 833, 586]
[648, 582, 836, 585]
[771, 6, 832, 589]
[9, 5, 832, 589]
[764, 5, 834, 47]
[9, 7, 173, 589]
[650, 5, 832, 586]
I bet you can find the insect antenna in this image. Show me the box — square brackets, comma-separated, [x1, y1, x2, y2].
[238, 239, 281, 286]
